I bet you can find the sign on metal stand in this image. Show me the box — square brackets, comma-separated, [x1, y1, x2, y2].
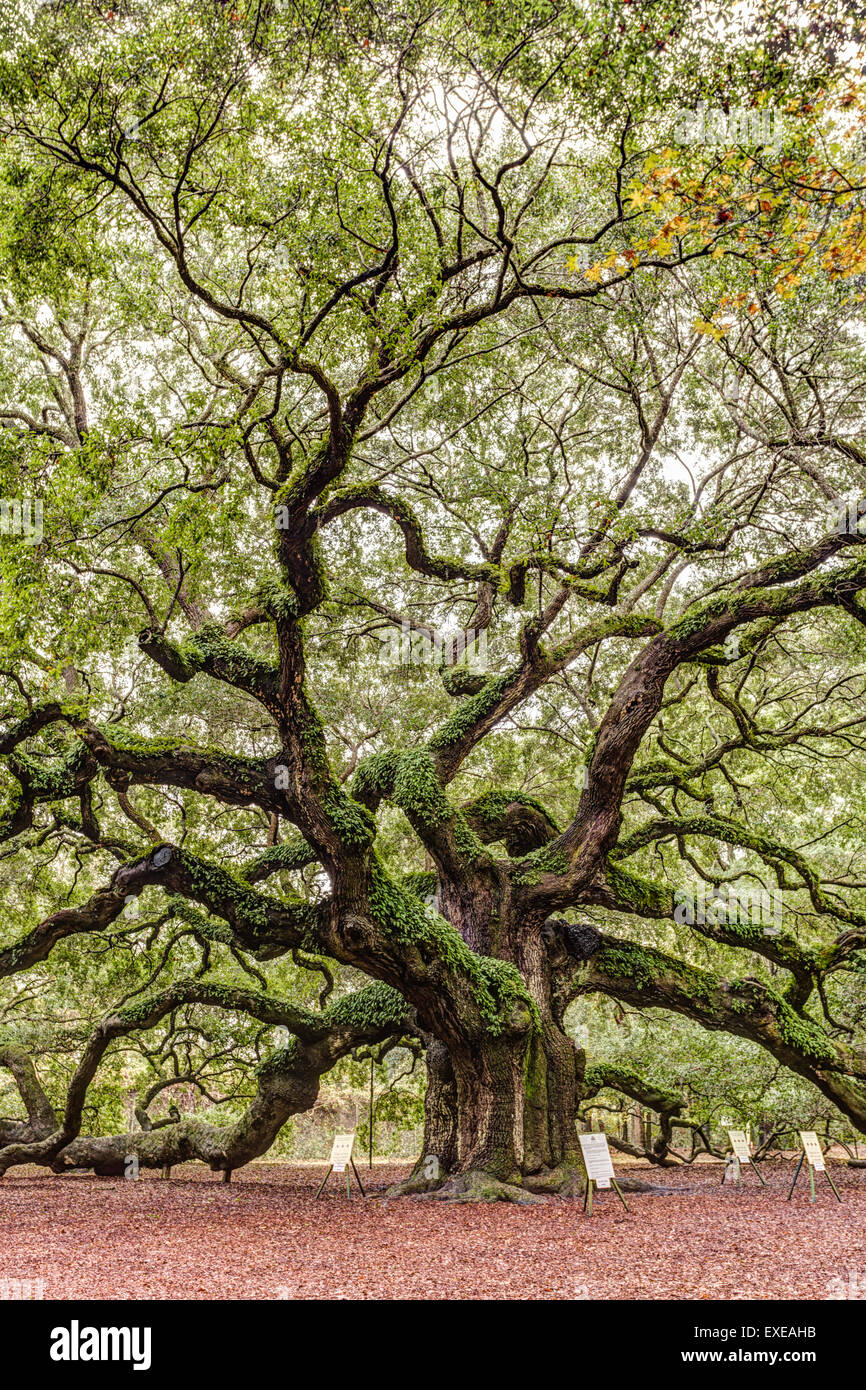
[315, 1132, 366, 1199]
[579, 1132, 629, 1216]
[787, 1130, 842, 1204]
[721, 1129, 766, 1188]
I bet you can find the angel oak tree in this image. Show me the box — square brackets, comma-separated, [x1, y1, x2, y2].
[2, 1, 866, 1197]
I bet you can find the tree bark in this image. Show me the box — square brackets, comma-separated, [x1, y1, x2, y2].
[405, 892, 586, 1191]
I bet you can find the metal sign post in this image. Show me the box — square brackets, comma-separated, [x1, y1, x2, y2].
[721, 1129, 766, 1188]
[315, 1132, 367, 1199]
[579, 1132, 629, 1216]
[787, 1130, 842, 1204]
[369, 1056, 374, 1169]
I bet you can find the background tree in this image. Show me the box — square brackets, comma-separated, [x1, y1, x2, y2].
[2, 0, 866, 1198]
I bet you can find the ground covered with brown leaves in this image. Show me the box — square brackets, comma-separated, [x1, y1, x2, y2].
[1, 1160, 863, 1300]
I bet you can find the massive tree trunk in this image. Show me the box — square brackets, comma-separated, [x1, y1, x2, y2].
[410, 1024, 586, 1206]
[398, 872, 588, 1197]
[407, 1029, 582, 1199]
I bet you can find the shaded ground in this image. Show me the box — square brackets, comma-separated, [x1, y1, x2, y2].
[0, 1160, 863, 1300]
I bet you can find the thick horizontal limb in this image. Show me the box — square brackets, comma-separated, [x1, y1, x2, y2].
[573, 935, 866, 1132]
[0, 980, 413, 1176]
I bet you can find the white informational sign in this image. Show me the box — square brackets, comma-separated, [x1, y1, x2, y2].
[727, 1130, 752, 1163]
[579, 1132, 615, 1189]
[329, 1132, 355, 1173]
[800, 1131, 826, 1171]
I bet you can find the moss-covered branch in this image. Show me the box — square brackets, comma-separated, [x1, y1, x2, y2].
[78, 722, 283, 814]
[138, 623, 281, 711]
[315, 485, 507, 590]
[114, 844, 321, 957]
[0, 980, 413, 1176]
[575, 935, 866, 1132]
[610, 813, 866, 983]
[460, 790, 560, 856]
[0, 1043, 58, 1145]
[241, 834, 320, 882]
[428, 613, 662, 783]
[581, 1062, 695, 1165]
[0, 883, 130, 980]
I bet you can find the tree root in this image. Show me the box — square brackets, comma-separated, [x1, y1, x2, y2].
[522, 1163, 585, 1197]
[383, 1162, 691, 1201]
[384, 1168, 547, 1204]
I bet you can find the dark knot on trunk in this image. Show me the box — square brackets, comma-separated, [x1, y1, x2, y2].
[541, 918, 602, 961]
